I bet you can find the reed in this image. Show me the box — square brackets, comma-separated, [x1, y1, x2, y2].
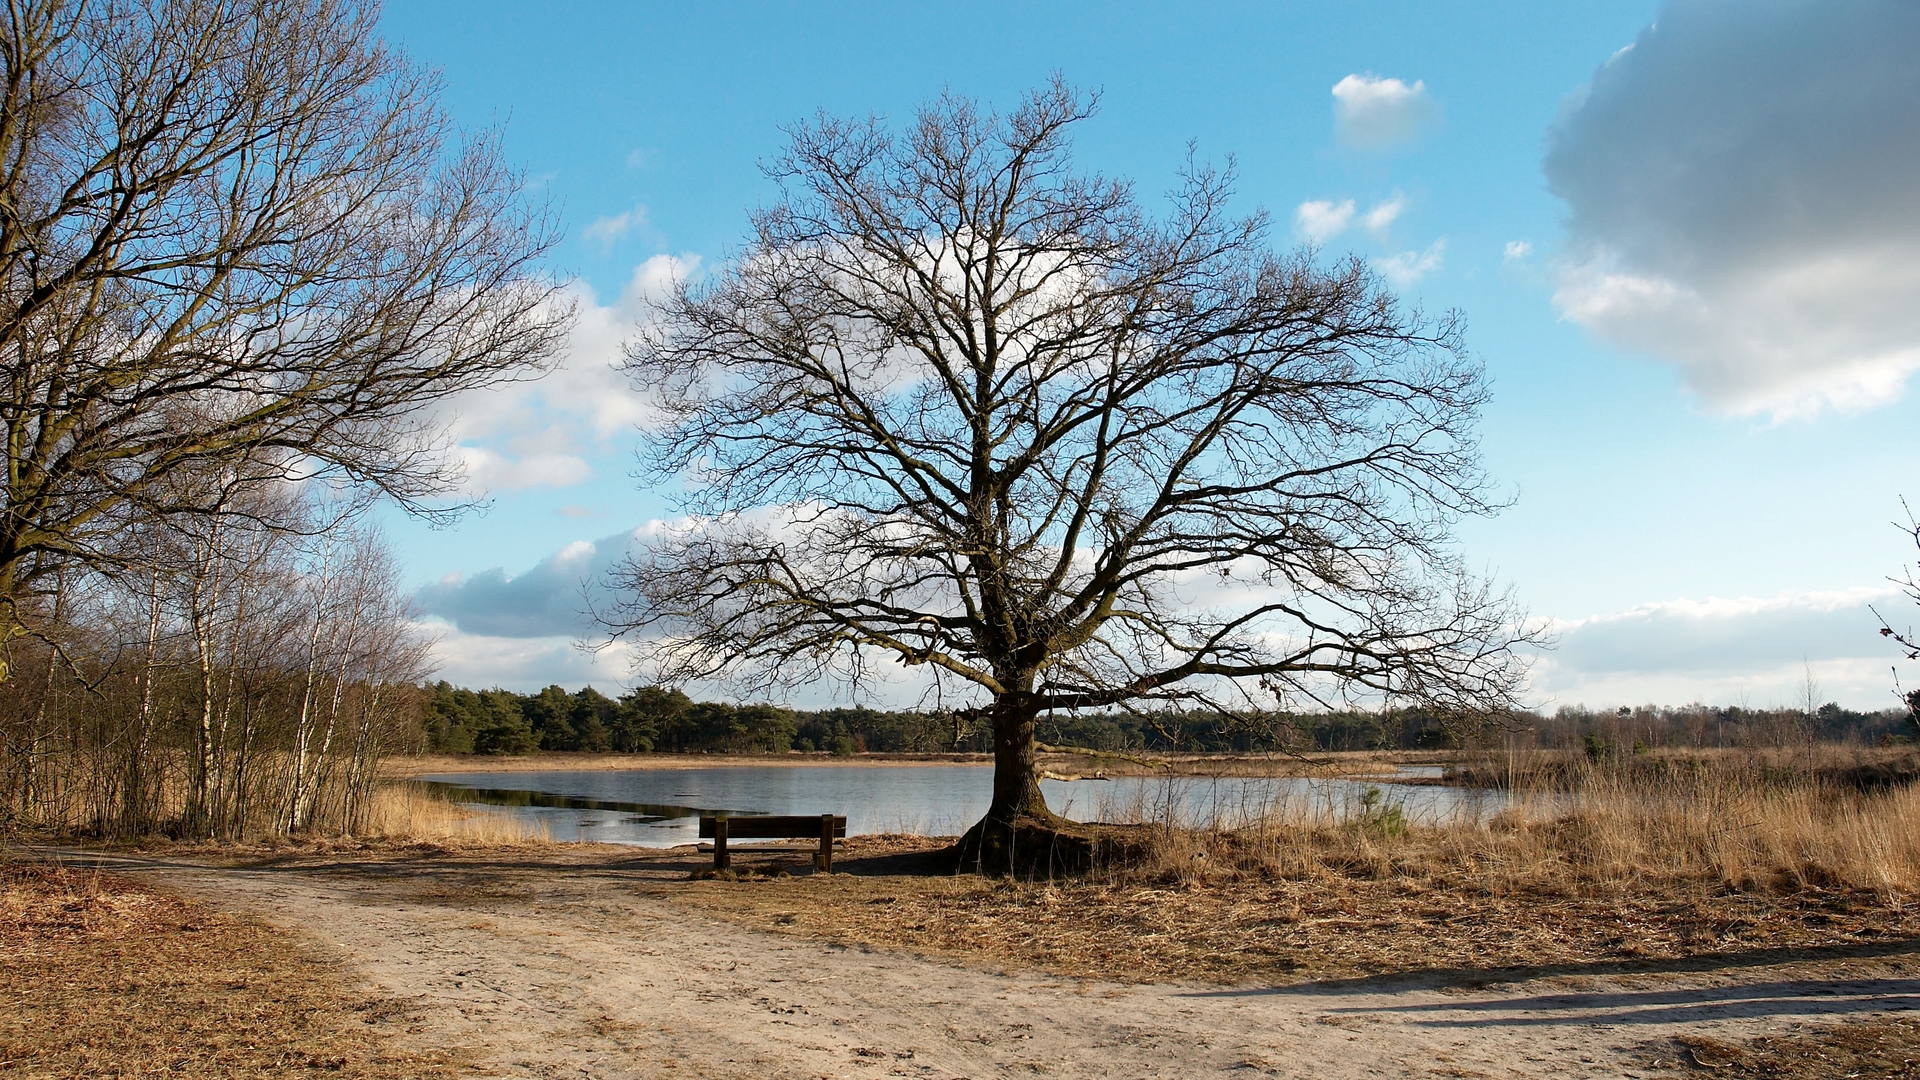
[1112, 749, 1920, 898]
[355, 782, 552, 845]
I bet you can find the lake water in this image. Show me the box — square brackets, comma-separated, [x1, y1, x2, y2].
[416, 763, 1504, 847]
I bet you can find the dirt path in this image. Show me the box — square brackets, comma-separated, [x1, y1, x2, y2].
[41, 847, 1920, 1079]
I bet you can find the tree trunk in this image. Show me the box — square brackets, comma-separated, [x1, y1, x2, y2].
[987, 692, 1050, 823]
[955, 690, 1097, 876]
[124, 568, 164, 835]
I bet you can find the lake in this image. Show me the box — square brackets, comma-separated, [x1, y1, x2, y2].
[416, 763, 1503, 847]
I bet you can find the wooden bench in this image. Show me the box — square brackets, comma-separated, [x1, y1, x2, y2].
[698, 813, 847, 872]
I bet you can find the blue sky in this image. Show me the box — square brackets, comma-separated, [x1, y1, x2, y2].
[376, 0, 1920, 710]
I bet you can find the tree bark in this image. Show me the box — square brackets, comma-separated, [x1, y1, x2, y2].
[957, 688, 1099, 875]
[986, 692, 1050, 824]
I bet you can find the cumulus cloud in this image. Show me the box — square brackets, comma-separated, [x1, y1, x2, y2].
[414, 530, 645, 638]
[1529, 587, 1902, 709]
[1332, 74, 1440, 149]
[1295, 199, 1355, 244]
[1546, 0, 1920, 418]
[1362, 192, 1406, 234]
[1504, 240, 1532, 262]
[440, 253, 698, 496]
[1371, 240, 1445, 287]
[454, 447, 591, 493]
[418, 619, 638, 693]
[414, 521, 961, 704]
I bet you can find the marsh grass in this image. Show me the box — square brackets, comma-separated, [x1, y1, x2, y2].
[1102, 748, 1920, 898]
[355, 782, 552, 845]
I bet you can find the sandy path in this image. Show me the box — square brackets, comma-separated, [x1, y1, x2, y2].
[46, 848, 1920, 1079]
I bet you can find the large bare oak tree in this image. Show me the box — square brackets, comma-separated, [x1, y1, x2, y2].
[611, 84, 1530, 862]
[0, 0, 570, 669]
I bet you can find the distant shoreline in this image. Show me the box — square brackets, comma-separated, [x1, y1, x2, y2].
[385, 751, 994, 778]
[381, 748, 1452, 780]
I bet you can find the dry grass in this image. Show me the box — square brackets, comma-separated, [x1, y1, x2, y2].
[1641, 1016, 1920, 1077]
[1446, 743, 1920, 794]
[686, 838, 1920, 985]
[0, 859, 467, 1078]
[355, 780, 552, 845]
[679, 753, 1920, 986]
[1088, 751, 1920, 898]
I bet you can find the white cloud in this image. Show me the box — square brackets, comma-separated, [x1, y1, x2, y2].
[1504, 240, 1533, 262]
[1294, 199, 1355, 244]
[1370, 240, 1445, 287]
[1332, 74, 1440, 149]
[582, 205, 647, 249]
[455, 447, 591, 493]
[440, 253, 699, 496]
[1546, 0, 1920, 418]
[1362, 192, 1406, 234]
[1297, 194, 1407, 245]
[1529, 587, 1904, 710]
[414, 527, 646, 638]
[419, 619, 638, 693]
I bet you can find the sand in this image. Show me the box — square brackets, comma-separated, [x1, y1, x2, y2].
[32, 844, 1919, 1079]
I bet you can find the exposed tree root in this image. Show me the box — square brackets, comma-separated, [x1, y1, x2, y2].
[950, 811, 1151, 878]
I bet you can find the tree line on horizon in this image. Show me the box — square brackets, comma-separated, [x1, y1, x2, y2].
[421, 680, 1913, 758]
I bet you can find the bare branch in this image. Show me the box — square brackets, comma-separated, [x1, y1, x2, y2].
[606, 81, 1536, 830]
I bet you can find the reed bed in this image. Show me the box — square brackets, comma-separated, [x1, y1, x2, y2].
[1093, 749, 1920, 898]
[354, 782, 552, 846]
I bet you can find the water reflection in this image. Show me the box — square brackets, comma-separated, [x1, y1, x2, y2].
[417, 783, 711, 824]
[416, 764, 1499, 848]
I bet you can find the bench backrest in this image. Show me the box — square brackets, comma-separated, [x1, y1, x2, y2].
[698, 814, 847, 840]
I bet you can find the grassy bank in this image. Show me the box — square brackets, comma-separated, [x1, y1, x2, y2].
[1442, 743, 1920, 793]
[682, 747, 1920, 988]
[1110, 757, 1920, 897]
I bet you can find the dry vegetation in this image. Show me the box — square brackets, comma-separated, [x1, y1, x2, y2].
[355, 781, 553, 845]
[1643, 1018, 1920, 1077]
[688, 838, 1920, 986]
[0, 860, 466, 1078]
[683, 749, 1920, 985]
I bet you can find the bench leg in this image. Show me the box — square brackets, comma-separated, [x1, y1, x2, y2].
[817, 813, 833, 874]
[714, 815, 729, 871]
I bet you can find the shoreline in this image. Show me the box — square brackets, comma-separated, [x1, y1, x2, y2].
[382, 748, 1456, 780]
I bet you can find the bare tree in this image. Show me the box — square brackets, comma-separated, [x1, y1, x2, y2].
[1875, 502, 1920, 733]
[609, 83, 1534, 864]
[0, 0, 571, 671]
